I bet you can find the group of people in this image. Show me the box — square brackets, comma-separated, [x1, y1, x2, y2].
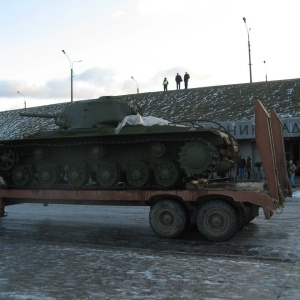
[163, 72, 190, 91]
[237, 156, 252, 180]
[237, 156, 298, 188]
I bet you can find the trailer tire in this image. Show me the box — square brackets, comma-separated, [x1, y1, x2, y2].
[149, 200, 188, 239]
[197, 200, 238, 242]
[238, 204, 259, 228]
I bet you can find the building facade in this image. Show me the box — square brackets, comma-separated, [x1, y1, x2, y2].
[218, 118, 300, 179]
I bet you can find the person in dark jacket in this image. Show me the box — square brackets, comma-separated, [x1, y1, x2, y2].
[175, 73, 182, 90]
[237, 156, 247, 180]
[245, 156, 252, 180]
[183, 72, 190, 89]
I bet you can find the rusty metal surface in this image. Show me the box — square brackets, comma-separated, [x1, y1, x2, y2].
[0, 184, 277, 218]
[255, 100, 279, 202]
[271, 109, 292, 196]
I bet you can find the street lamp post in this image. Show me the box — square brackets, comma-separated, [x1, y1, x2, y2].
[264, 60, 268, 81]
[17, 91, 26, 109]
[131, 76, 139, 94]
[62, 50, 82, 103]
[243, 17, 252, 83]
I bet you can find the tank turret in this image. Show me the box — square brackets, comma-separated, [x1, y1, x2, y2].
[19, 96, 141, 130]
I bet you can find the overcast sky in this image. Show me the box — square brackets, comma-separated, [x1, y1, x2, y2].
[1, 0, 300, 111]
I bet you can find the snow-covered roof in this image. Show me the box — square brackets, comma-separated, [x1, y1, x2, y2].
[1, 78, 300, 140]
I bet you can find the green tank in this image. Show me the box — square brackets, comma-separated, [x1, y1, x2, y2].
[0, 96, 239, 189]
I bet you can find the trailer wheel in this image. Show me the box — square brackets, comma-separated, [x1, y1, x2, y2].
[149, 200, 189, 239]
[238, 204, 259, 228]
[197, 200, 238, 242]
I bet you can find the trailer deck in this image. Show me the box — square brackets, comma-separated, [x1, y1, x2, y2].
[0, 181, 277, 217]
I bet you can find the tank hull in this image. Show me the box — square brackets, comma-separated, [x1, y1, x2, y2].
[0, 125, 239, 189]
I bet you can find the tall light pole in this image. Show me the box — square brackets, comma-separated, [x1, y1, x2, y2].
[17, 91, 26, 109]
[243, 17, 252, 83]
[62, 50, 82, 103]
[131, 76, 139, 94]
[264, 60, 268, 81]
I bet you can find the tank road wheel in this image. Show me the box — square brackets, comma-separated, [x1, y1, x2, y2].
[66, 165, 89, 187]
[96, 163, 120, 187]
[11, 165, 32, 187]
[0, 148, 18, 171]
[150, 142, 166, 157]
[154, 161, 179, 187]
[126, 162, 150, 187]
[38, 165, 59, 188]
[32, 147, 47, 160]
[89, 145, 105, 159]
[149, 200, 189, 238]
[197, 200, 238, 242]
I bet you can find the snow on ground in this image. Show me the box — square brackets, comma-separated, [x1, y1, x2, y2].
[292, 190, 300, 198]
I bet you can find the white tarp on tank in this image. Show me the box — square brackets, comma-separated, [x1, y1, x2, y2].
[115, 114, 170, 134]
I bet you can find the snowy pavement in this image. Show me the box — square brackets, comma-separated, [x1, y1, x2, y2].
[0, 195, 299, 300]
[292, 190, 300, 198]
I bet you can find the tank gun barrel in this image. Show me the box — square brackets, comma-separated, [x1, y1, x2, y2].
[19, 112, 58, 118]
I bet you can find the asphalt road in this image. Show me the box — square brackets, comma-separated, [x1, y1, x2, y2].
[0, 193, 299, 300]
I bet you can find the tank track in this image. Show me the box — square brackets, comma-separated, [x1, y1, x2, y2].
[0, 132, 221, 190]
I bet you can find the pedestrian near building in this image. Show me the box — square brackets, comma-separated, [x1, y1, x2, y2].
[163, 78, 168, 91]
[245, 156, 252, 180]
[237, 156, 246, 180]
[175, 73, 182, 90]
[184, 72, 190, 89]
[288, 160, 297, 188]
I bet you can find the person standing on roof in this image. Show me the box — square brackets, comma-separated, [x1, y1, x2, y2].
[163, 77, 168, 91]
[175, 73, 182, 90]
[184, 72, 190, 89]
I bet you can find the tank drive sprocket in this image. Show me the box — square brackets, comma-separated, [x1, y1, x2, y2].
[0, 148, 19, 171]
[11, 165, 32, 187]
[178, 140, 219, 176]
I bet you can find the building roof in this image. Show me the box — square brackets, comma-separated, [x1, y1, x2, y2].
[1, 78, 300, 140]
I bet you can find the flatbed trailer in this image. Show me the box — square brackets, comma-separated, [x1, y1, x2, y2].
[0, 101, 291, 241]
